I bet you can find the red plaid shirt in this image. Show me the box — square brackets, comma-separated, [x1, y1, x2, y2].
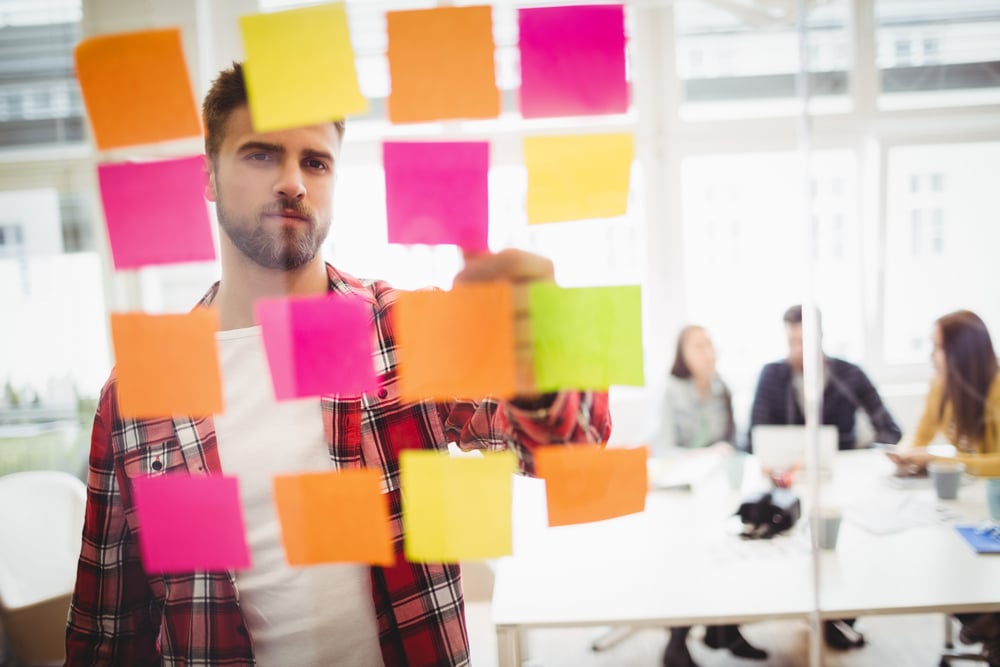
[66, 264, 611, 666]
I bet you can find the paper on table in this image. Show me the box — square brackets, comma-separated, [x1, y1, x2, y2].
[111, 310, 223, 418]
[74, 28, 201, 150]
[401, 450, 516, 562]
[255, 294, 379, 399]
[535, 445, 647, 526]
[273, 470, 394, 565]
[528, 283, 644, 391]
[394, 284, 517, 400]
[844, 492, 943, 535]
[523, 133, 633, 224]
[98, 156, 216, 270]
[517, 4, 628, 119]
[133, 475, 250, 573]
[240, 3, 367, 131]
[383, 141, 489, 250]
[386, 6, 499, 123]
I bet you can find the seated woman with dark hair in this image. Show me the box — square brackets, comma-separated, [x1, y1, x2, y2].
[892, 310, 1000, 665]
[655, 326, 768, 667]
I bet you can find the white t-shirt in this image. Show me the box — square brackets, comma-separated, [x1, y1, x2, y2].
[214, 326, 384, 667]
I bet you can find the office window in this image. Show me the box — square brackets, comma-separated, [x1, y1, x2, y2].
[674, 0, 851, 118]
[877, 0, 1000, 108]
[883, 142, 1000, 365]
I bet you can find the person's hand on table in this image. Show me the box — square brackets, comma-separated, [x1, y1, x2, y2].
[886, 449, 934, 477]
[453, 249, 555, 403]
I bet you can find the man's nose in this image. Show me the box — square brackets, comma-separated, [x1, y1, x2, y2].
[274, 162, 306, 200]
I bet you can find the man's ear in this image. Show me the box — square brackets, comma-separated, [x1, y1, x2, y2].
[204, 155, 217, 202]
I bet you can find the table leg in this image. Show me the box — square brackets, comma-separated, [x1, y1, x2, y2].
[496, 625, 523, 667]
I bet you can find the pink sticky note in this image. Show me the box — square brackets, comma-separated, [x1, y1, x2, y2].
[132, 475, 250, 573]
[518, 5, 628, 119]
[98, 156, 216, 270]
[255, 294, 379, 399]
[383, 141, 489, 251]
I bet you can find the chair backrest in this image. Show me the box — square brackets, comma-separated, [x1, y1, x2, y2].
[0, 470, 86, 609]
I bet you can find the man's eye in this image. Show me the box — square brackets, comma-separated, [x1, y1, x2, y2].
[246, 153, 272, 161]
[305, 159, 327, 171]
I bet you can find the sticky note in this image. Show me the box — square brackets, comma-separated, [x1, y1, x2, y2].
[255, 295, 378, 400]
[518, 5, 628, 118]
[401, 450, 516, 562]
[386, 6, 499, 123]
[273, 470, 394, 566]
[98, 156, 216, 270]
[74, 28, 201, 150]
[394, 284, 517, 400]
[528, 284, 644, 391]
[524, 133, 633, 224]
[240, 3, 367, 131]
[383, 142, 489, 250]
[535, 445, 647, 526]
[111, 310, 223, 418]
[133, 475, 250, 573]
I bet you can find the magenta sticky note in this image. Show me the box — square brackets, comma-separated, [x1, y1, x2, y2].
[256, 294, 379, 399]
[97, 156, 216, 270]
[133, 475, 250, 573]
[518, 5, 628, 119]
[383, 141, 489, 251]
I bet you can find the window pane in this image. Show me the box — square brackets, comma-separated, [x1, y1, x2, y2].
[877, 0, 1000, 108]
[675, 0, 851, 118]
[883, 142, 1000, 364]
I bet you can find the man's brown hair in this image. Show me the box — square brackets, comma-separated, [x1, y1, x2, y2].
[202, 62, 346, 161]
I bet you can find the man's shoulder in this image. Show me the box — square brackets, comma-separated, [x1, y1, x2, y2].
[759, 360, 791, 379]
[325, 264, 398, 307]
[827, 357, 867, 378]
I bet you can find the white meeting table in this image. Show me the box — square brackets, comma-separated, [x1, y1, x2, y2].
[491, 450, 1000, 666]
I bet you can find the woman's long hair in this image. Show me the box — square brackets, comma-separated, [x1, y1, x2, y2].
[937, 310, 999, 446]
[670, 325, 702, 379]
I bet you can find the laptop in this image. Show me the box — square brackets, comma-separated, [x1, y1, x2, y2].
[751, 425, 838, 475]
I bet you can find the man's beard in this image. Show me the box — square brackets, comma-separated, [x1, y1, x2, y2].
[216, 196, 330, 271]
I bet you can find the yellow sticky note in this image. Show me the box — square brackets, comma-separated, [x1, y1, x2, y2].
[401, 450, 516, 563]
[111, 310, 223, 418]
[524, 133, 633, 224]
[240, 3, 368, 131]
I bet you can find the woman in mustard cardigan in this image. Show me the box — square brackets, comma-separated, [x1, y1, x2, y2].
[894, 309, 1000, 476]
[893, 309, 1000, 663]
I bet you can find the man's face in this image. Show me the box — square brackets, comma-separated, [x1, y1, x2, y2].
[786, 322, 804, 372]
[206, 105, 341, 270]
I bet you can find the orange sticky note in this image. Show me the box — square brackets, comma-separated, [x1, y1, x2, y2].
[111, 310, 222, 418]
[394, 284, 517, 401]
[74, 28, 201, 150]
[273, 470, 394, 566]
[535, 445, 648, 526]
[386, 6, 500, 123]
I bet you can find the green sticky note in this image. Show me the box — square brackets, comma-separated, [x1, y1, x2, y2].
[240, 3, 368, 132]
[401, 450, 516, 563]
[529, 284, 644, 391]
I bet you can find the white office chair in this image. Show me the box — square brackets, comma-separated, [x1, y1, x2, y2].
[0, 470, 86, 665]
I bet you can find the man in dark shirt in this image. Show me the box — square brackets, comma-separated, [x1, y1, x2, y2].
[748, 304, 902, 651]
[749, 305, 902, 451]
